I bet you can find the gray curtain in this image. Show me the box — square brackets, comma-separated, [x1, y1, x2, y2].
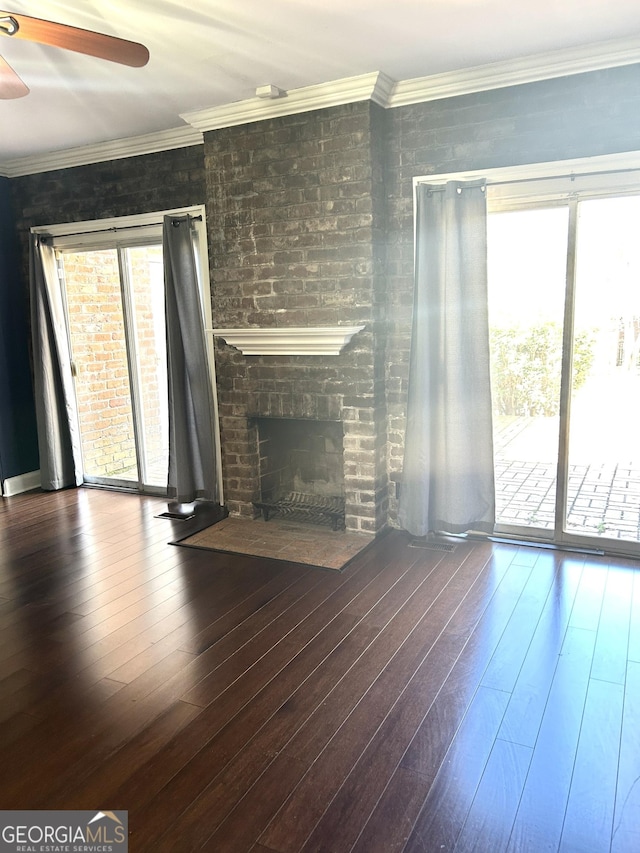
[398, 180, 495, 536]
[29, 234, 82, 490]
[163, 215, 219, 503]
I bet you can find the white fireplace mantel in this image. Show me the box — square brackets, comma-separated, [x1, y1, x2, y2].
[208, 326, 365, 356]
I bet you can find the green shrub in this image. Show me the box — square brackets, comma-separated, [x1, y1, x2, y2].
[490, 321, 595, 416]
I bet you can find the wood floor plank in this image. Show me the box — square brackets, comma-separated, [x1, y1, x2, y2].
[126, 538, 420, 849]
[285, 547, 531, 853]
[47, 699, 203, 810]
[68, 554, 187, 617]
[285, 542, 516, 771]
[497, 554, 585, 747]
[178, 562, 316, 655]
[590, 564, 633, 684]
[402, 686, 511, 853]
[257, 545, 517, 853]
[611, 660, 640, 853]
[568, 558, 608, 630]
[146, 547, 437, 851]
[349, 766, 432, 853]
[300, 550, 528, 853]
[399, 551, 535, 778]
[1, 488, 639, 852]
[1, 647, 197, 806]
[103, 561, 312, 686]
[480, 550, 561, 692]
[0, 709, 42, 748]
[505, 625, 597, 852]
[179, 532, 404, 708]
[453, 738, 532, 853]
[0, 667, 34, 701]
[559, 676, 624, 852]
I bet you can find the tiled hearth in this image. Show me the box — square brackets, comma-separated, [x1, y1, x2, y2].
[181, 515, 373, 570]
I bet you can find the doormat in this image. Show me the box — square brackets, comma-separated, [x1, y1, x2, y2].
[172, 515, 375, 571]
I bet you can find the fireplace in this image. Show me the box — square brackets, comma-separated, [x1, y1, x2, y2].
[253, 417, 345, 529]
[212, 324, 388, 536]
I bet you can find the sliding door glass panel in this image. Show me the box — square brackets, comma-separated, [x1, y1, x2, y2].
[61, 243, 168, 493]
[488, 206, 569, 532]
[125, 246, 168, 488]
[64, 249, 139, 485]
[566, 196, 640, 543]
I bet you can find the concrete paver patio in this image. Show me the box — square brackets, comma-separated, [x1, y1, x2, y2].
[494, 416, 640, 542]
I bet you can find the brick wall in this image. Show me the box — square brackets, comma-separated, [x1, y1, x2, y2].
[383, 64, 640, 525]
[10, 63, 640, 529]
[205, 102, 389, 532]
[10, 147, 203, 484]
[11, 146, 205, 288]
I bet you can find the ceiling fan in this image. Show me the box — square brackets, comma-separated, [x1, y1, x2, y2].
[0, 9, 149, 99]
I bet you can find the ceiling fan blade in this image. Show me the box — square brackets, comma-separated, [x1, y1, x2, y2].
[0, 11, 149, 67]
[0, 52, 28, 98]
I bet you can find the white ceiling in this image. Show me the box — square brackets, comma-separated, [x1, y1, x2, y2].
[2, 0, 640, 172]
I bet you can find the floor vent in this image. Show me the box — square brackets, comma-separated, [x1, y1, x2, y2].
[408, 537, 457, 552]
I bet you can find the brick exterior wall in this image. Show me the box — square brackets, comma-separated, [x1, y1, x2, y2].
[10, 63, 640, 530]
[63, 250, 137, 477]
[62, 247, 165, 480]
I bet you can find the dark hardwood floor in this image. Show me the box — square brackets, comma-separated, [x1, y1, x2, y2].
[1, 487, 639, 852]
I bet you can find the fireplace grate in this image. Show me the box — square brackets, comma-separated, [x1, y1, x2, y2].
[254, 492, 346, 531]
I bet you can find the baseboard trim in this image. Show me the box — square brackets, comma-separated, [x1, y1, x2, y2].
[2, 470, 41, 496]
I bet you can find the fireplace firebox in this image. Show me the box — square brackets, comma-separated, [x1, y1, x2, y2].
[252, 417, 345, 529]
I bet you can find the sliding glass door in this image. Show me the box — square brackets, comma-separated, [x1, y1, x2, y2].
[565, 196, 640, 545]
[488, 193, 640, 555]
[60, 242, 168, 494]
[488, 205, 568, 535]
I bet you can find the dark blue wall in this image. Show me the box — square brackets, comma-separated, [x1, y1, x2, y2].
[0, 176, 39, 482]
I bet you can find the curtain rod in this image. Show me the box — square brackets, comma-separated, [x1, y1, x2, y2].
[480, 166, 640, 189]
[416, 164, 640, 190]
[420, 183, 486, 194]
[41, 214, 203, 240]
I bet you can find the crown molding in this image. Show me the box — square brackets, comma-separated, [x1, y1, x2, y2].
[181, 72, 395, 132]
[182, 36, 640, 133]
[1, 125, 203, 178]
[3, 35, 640, 178]
[388, 35, 640, 107]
